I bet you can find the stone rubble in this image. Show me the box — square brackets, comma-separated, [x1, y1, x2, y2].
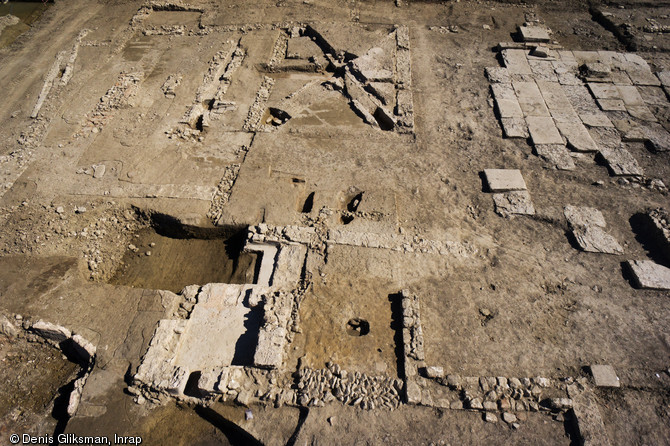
[297, 364, 403, 410]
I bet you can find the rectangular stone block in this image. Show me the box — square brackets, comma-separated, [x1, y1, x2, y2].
[626, 260, 670, 290]
[526, 116, 563, 144]
[485, 67, 511, 84]
[580, 113, 613, 128]
[502, 49, 532, 75]
[589, 365, 620, 388]
[500, 117, 529, 138]
[588, 83, 621, 99]
[555, 120, 599, 152]
[518, 25, 550, 43]
[616, 85, 644, 106]
[597, 98, 626, 111]
[534, 144, 575, 170]
[483, 169, 527, 192]
[496, 98, 523, 118]
[492, 190, 535, 217]
[598, 145, 643, 176]
[536, 81, 573, 112]
[514, 81, 549, 116]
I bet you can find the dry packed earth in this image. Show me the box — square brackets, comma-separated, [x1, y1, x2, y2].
[0, 0, 670, 444]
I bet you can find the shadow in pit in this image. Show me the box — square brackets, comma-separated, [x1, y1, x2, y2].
[388, 292, 406, 380]
[629, 213, 670, 268]
[194, 405, 263, 446]
[620, 261, 639, 289]
[564, 409, 582, 446]
[231, 301, 264, 366]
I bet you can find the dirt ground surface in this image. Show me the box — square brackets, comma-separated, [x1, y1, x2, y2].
[0, 0, 669, 445]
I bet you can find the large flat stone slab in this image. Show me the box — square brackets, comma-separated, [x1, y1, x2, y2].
[492, 191, 535, 217]
[589, 365, 620, 388]
[555, 120, 599, 152]
[514, 81, 549, 117]
[500, 117, 529, 138]
[598, 145, 643, 177]
[534, 144, 575, 170]
[518, 25, 550, 43]
[626, 260, 670, 290]
[564, 205, 623, 255]
[483, 169, 527, 192]
[527, 116, 563, 145]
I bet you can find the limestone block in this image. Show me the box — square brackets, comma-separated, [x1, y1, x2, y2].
[626, 260, 670, 290]
[483, 169, 527, 192]
[589, 365, 620, 388]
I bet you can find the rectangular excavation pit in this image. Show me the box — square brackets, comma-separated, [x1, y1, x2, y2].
[294, 272, 401, 378]
[108, 217, 258, 293]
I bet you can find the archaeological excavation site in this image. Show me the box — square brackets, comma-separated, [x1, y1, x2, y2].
[1, 0, 670, 444]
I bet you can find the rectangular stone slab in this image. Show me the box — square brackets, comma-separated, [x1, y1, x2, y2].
[518, 25, 550, 43]
[514, 81, 549, 116]
[555, 120, 599, 152]
[534, 144, 575, 170]
[626, 260, 670, 290]
[492, 190, 535, 217]
[589, 365, 620, 388]
[500, 117, 529, 138]
[526, 116, 563, 144]
[483, 169, 527, 192]
[598, 146, 644, 176]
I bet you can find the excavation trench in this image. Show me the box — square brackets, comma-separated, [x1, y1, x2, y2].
[108, 216, 257, 293]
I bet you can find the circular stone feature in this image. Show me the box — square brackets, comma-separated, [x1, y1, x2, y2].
[346, 318, 370, 336]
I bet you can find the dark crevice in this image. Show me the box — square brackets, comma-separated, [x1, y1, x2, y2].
[347, 192, 363, 212]
[388, 292, 406, 380]
[629, 212, 670, 267]
[302, 192, 315, 213]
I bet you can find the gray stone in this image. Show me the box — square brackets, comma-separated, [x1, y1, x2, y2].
[485, 67, 511, 84]
[514, 81, 549, 117]
[425, 366, 444, 379]
[572, 226, 623, 255]
[468, 398, 484, 410]
[484, 412, 498, 423]
[565, 206, 623, 255]
[548, 398, 574, 410]
[492, 190, 536, 217]
[503, 49, 533, 75]
[535, 144, 575, 170]
[527, 116, 563, 145]
[580, 113, 613, 128]
[598, 145, 643, 177]
[555, 120, 598, 152]
[501, 117, 529, 138]
[627, 105, 657, 122]
[502, 412, 517, 424]
[588, 83, 620, 99]
[597, 99, 626, 111]
[625, 260, 670, 290]
[31, 320, 71, 342]
[405, 380, 422, 404]
[0, 316, 17, 337]
[484, 169, 527, 192]
[518, 26, 550, 43]
[572, 391, 613, 445]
